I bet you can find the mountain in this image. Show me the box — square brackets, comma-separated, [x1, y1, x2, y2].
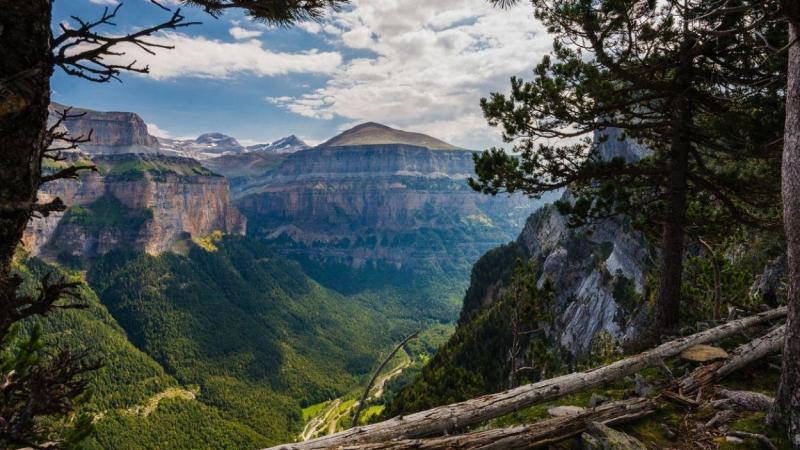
[319, 122, 460, 150]
[235, 123, 544, 272]
[24, 152, 245, 263]
[246, 135, 310, 154]
[157, 132, 246, 159]
[30, 105, 559, 446]
[230, 124, 552, 318]
[51, 103, 159, 154]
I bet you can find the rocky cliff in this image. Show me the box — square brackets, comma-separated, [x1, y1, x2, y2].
[24, 153, 245, 261]
[51, 103, 160, 154]
[459, 128, 653, 357]
[233, 129, 547, 272]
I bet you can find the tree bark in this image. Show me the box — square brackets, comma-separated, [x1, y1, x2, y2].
[338, 399, 657, 450]
[0, 1, 51, 284]
[768, 13, 800, 449]
[654, 90, 692, 334]
[265, 307, 785, 450]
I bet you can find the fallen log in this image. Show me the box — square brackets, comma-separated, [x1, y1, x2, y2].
[330, 316, 786, 450]
[712, 389, 775, 412]
[673, 325, 785, 396]
[340, 399, 657, 450]
[266, 307, 785, 450]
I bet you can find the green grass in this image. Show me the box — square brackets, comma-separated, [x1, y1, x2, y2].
[360, 405, 385, 424]
[302, 401, 330, 422]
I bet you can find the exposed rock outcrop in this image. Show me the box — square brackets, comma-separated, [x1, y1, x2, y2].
[24, 153, 245, 260]
[51, 103, 159, 154]
[462, 128, 654, 357]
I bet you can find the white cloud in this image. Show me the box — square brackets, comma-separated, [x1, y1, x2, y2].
[297, 21, 322, 34]
[146, 123, 172, 138]
[89, 0, 118, 4]
[229, 26, 264, 40]
[91, 32, 342, 79]
[266, 0, 551, 149]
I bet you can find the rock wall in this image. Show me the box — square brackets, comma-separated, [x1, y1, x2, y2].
[51, 103, 159, 154]
[516, 199, 652, 356]
[24, 153, 245, 260]
[462, 129, 654, 357]
[236, 144, 545, 271]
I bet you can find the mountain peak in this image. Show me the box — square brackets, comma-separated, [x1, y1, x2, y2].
[320, 122, 459, 150]
[245, 135, 310, 154]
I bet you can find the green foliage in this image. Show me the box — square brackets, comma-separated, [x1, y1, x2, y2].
[180, 0, 350, 24]
[61, 195, 153, 231]
[81, 398, 272, 450]
[86, 236, 415, 441]
[681, 231, 786, 322]
[459, 241, 526, 323]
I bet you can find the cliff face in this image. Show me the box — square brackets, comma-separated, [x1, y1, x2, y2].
[460, 128, 653, 357]
[24, 153, 245, 261]
[516, 199, 651, 355]
[235, 143, 544, 271]
[51, 103, 159, 154]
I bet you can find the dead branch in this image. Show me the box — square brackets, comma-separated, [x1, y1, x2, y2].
[317, 313, 788, 450]
[351, 331, 419, 428]
[712, 388, 775, 412]
[672, 324, 785, 397]
[52, 4, 199, 83]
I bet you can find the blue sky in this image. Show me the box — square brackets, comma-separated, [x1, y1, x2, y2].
[51, 0, 551, 148]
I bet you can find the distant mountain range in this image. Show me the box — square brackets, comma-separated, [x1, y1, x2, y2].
[158, 133, 310, 159]
[50, 103, 310, 160]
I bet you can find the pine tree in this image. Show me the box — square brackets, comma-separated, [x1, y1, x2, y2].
[471, 0, 784, 336]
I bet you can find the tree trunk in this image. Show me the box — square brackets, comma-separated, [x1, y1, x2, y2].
[0, 1, 51, 285]
[265, 307, 785, 450]
[654, 93, 691, 334]
[339, 399, 657, 450]
[768, 17, 800, 449]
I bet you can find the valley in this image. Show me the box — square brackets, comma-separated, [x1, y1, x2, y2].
[19, 103, 545, 448]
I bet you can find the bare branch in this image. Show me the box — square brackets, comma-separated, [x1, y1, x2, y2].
[52, 5, 200, 83]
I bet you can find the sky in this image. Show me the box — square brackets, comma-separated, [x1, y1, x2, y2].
[51, 0, 552, 149]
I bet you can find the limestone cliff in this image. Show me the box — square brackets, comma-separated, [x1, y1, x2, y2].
[24, 153, 245, 261]
[234, 138, 549, 272]
[50, 103, 160, 154]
